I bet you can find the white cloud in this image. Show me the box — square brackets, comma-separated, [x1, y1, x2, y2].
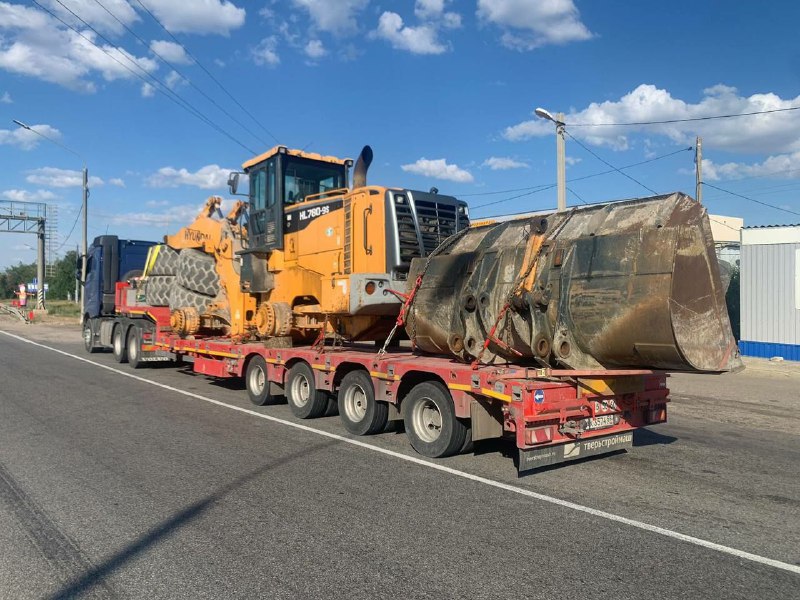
[1, 91, 11, 103]
[0, 4, 158, 93]
[141, 82, 155, 97]
[143, 0, 246, 36]
[25, 168, 103, 188]
[415, 0, 461, 28]
[146, 164, 233, 189]
[150, 40, 192, 64]
[374, 12, 447, 55]
[109, 178, 126, 187]
[165, 70, 185, 89]
[402, 158, 473, 182]
[305, 39, 327, 59]
[477, 0, 593, 50]
[703, 152, 800, 181]
[0, 189, 58, 202]
[0, 123, 62, 150]
[213, 58, 226, 67]
[252, 36, 280, 66]
[565, 156, 582, 166]
[44, 0, 140, 35]
[291, 0, 369, 35]
[482, 156, 528, 170]
[503, 84, 800, 155]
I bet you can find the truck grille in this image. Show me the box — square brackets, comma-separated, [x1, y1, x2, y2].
[415, 199, 458, 255]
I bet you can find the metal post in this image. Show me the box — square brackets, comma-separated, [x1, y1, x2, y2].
[556, 112, 567, 212]
[75, 244, 80, 304]
[37, 220, 46, 309]
[80, 166, 88, 320]
[695, 136, 703, 203]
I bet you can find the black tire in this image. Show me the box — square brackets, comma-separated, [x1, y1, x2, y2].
[177, 248, 219, 296]
[246, 355, 279, 406]
[169, 284, 212, 313]
[127, 326, 144, 369]
[149, 245, 180, 276]
[286, 362, 329, 419]
[338, 370, 388, 435]
[323, 396, 339, 417]
[403, 381, 468, 458]
[112, 324, 128, 363]
[83, 318, 100, 354]
[145, 275, 175, 306]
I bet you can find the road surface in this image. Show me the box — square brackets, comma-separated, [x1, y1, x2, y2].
[1, 322, 798, 599]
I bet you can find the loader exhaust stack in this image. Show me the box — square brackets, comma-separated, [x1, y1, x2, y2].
[353, 145, 373, 189]
[407, 192, 743, 373]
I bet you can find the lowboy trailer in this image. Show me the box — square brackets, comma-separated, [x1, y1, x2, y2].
[102, 280, 669, 474]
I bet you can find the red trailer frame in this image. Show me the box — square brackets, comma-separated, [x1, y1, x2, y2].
[112, 283, 669, 473]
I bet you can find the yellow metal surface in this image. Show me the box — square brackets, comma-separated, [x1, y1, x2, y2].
[242, 146, 349, 170]
[577, 377, 645, 397]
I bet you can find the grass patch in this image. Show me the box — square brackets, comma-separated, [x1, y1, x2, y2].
[47, 300, 81, 317]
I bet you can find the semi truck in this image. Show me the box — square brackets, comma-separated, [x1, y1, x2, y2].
[80, 235, 156, 354]
[79, 144, 740, 473]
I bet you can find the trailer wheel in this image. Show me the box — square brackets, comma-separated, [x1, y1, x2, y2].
[403, 381, 468, 458]
[338, 370, 388, 435]
[83, 319, 100, 354]
[246, 355, 279, 406]
[286, 362, 329, 419]
[112, 324, 128, 363]
[127, 327, 144, 369]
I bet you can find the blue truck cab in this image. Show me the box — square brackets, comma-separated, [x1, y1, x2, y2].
[80, 235, 156, 351]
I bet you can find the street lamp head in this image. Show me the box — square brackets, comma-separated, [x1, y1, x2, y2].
[534, 107, 556, 122]
[12, 119, 31, 130]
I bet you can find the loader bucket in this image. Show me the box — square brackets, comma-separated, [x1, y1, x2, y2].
[407, 193, 743, 373]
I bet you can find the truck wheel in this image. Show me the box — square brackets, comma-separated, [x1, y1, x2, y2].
[83, 319, 99, 354]
[286, 362, 329, 419]
[127, 327, 144, 369]
[403, 381, 468, 458]
[338, 370, 388, 435]
[112, 325, 128, 363]
[246, 355, 279, 406]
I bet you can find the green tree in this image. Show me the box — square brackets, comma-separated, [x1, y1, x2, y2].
[726, 266, 740, 341]
[0, 262, 37, 299]
[49, 250, 79, 300]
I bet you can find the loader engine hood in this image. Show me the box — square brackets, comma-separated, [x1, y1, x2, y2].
[407, 192, 743, 373]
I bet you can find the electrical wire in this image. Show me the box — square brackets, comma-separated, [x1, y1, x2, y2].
[564, 130, 659, 195]
[134, 0, 281, 145]
[701, 182, 800, 217]
[567, 105, 800, 127]
[90, 0, 271, 149]
[55, 204, 82, 251]
[32, 0, 257, 155]
[567, 186, 587, 204]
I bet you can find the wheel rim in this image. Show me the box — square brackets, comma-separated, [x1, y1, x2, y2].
[128, 334, 137, 361]
[412, 398, 443, 443]
[83, 324, 92, 347]
[113, 330, 122, 355]
[342, 383, 368, 423]
[249, 365, 266, 396]
[290, 373, 311, 407]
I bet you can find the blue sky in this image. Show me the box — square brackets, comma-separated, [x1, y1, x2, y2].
[2, 0, 799, 267]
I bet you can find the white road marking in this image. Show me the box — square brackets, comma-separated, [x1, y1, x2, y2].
[3, 329, 799, 576]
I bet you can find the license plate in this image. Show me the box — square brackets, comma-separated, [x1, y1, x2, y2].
[583, 414, 617, 431]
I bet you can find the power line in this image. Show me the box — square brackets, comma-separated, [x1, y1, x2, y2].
[567, 105, 800, 127]
[90, 0, 270, 149]
[567, 186, 587, 204]
[32, 0, 257, 155]
[701, 182, 800, 217]
[134, 0, 281, 145]
[462, 146, 691, 198]
[472, 184, 556, 210]
[56, 204, 82, 251]
[564, 130, 659, 195]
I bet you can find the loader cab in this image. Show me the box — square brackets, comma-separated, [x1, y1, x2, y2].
[239, 146, 350, 252]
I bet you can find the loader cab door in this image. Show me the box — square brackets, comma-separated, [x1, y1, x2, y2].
[248, 157, 282, 251]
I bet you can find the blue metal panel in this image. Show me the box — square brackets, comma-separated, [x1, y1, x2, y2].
[739, 340, 800, 361]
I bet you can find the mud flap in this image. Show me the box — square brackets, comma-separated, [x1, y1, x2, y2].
[518, 431, 633, 473]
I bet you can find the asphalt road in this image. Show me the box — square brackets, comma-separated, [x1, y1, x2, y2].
[1, 323, 798, 599]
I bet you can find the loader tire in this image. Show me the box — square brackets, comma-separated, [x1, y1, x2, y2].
[169, 284, 212, 313]
[177, 249, 219, 296]
[149, 245, 179, 276]
[144, 275, 175, 307]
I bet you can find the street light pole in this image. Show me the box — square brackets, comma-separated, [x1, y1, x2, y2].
[535, 108, 567, 212]
[13, 119, 88, 317]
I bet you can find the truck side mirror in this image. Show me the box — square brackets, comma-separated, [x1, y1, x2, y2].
[228, 172, 240, 195]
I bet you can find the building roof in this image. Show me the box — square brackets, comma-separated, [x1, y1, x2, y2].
[741, 223, 800, 245]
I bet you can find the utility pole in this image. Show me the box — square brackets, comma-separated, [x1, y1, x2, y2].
[556, 113, 567, 212]
[37, 216, 46, 308]
[695, 136, 703, 203]
[81, 167, 88, 317]
[535, 107, 567, 212]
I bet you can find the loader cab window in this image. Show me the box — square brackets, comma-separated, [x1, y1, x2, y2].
[249, 159, 277, 237]
[283, 156, 345, 205]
